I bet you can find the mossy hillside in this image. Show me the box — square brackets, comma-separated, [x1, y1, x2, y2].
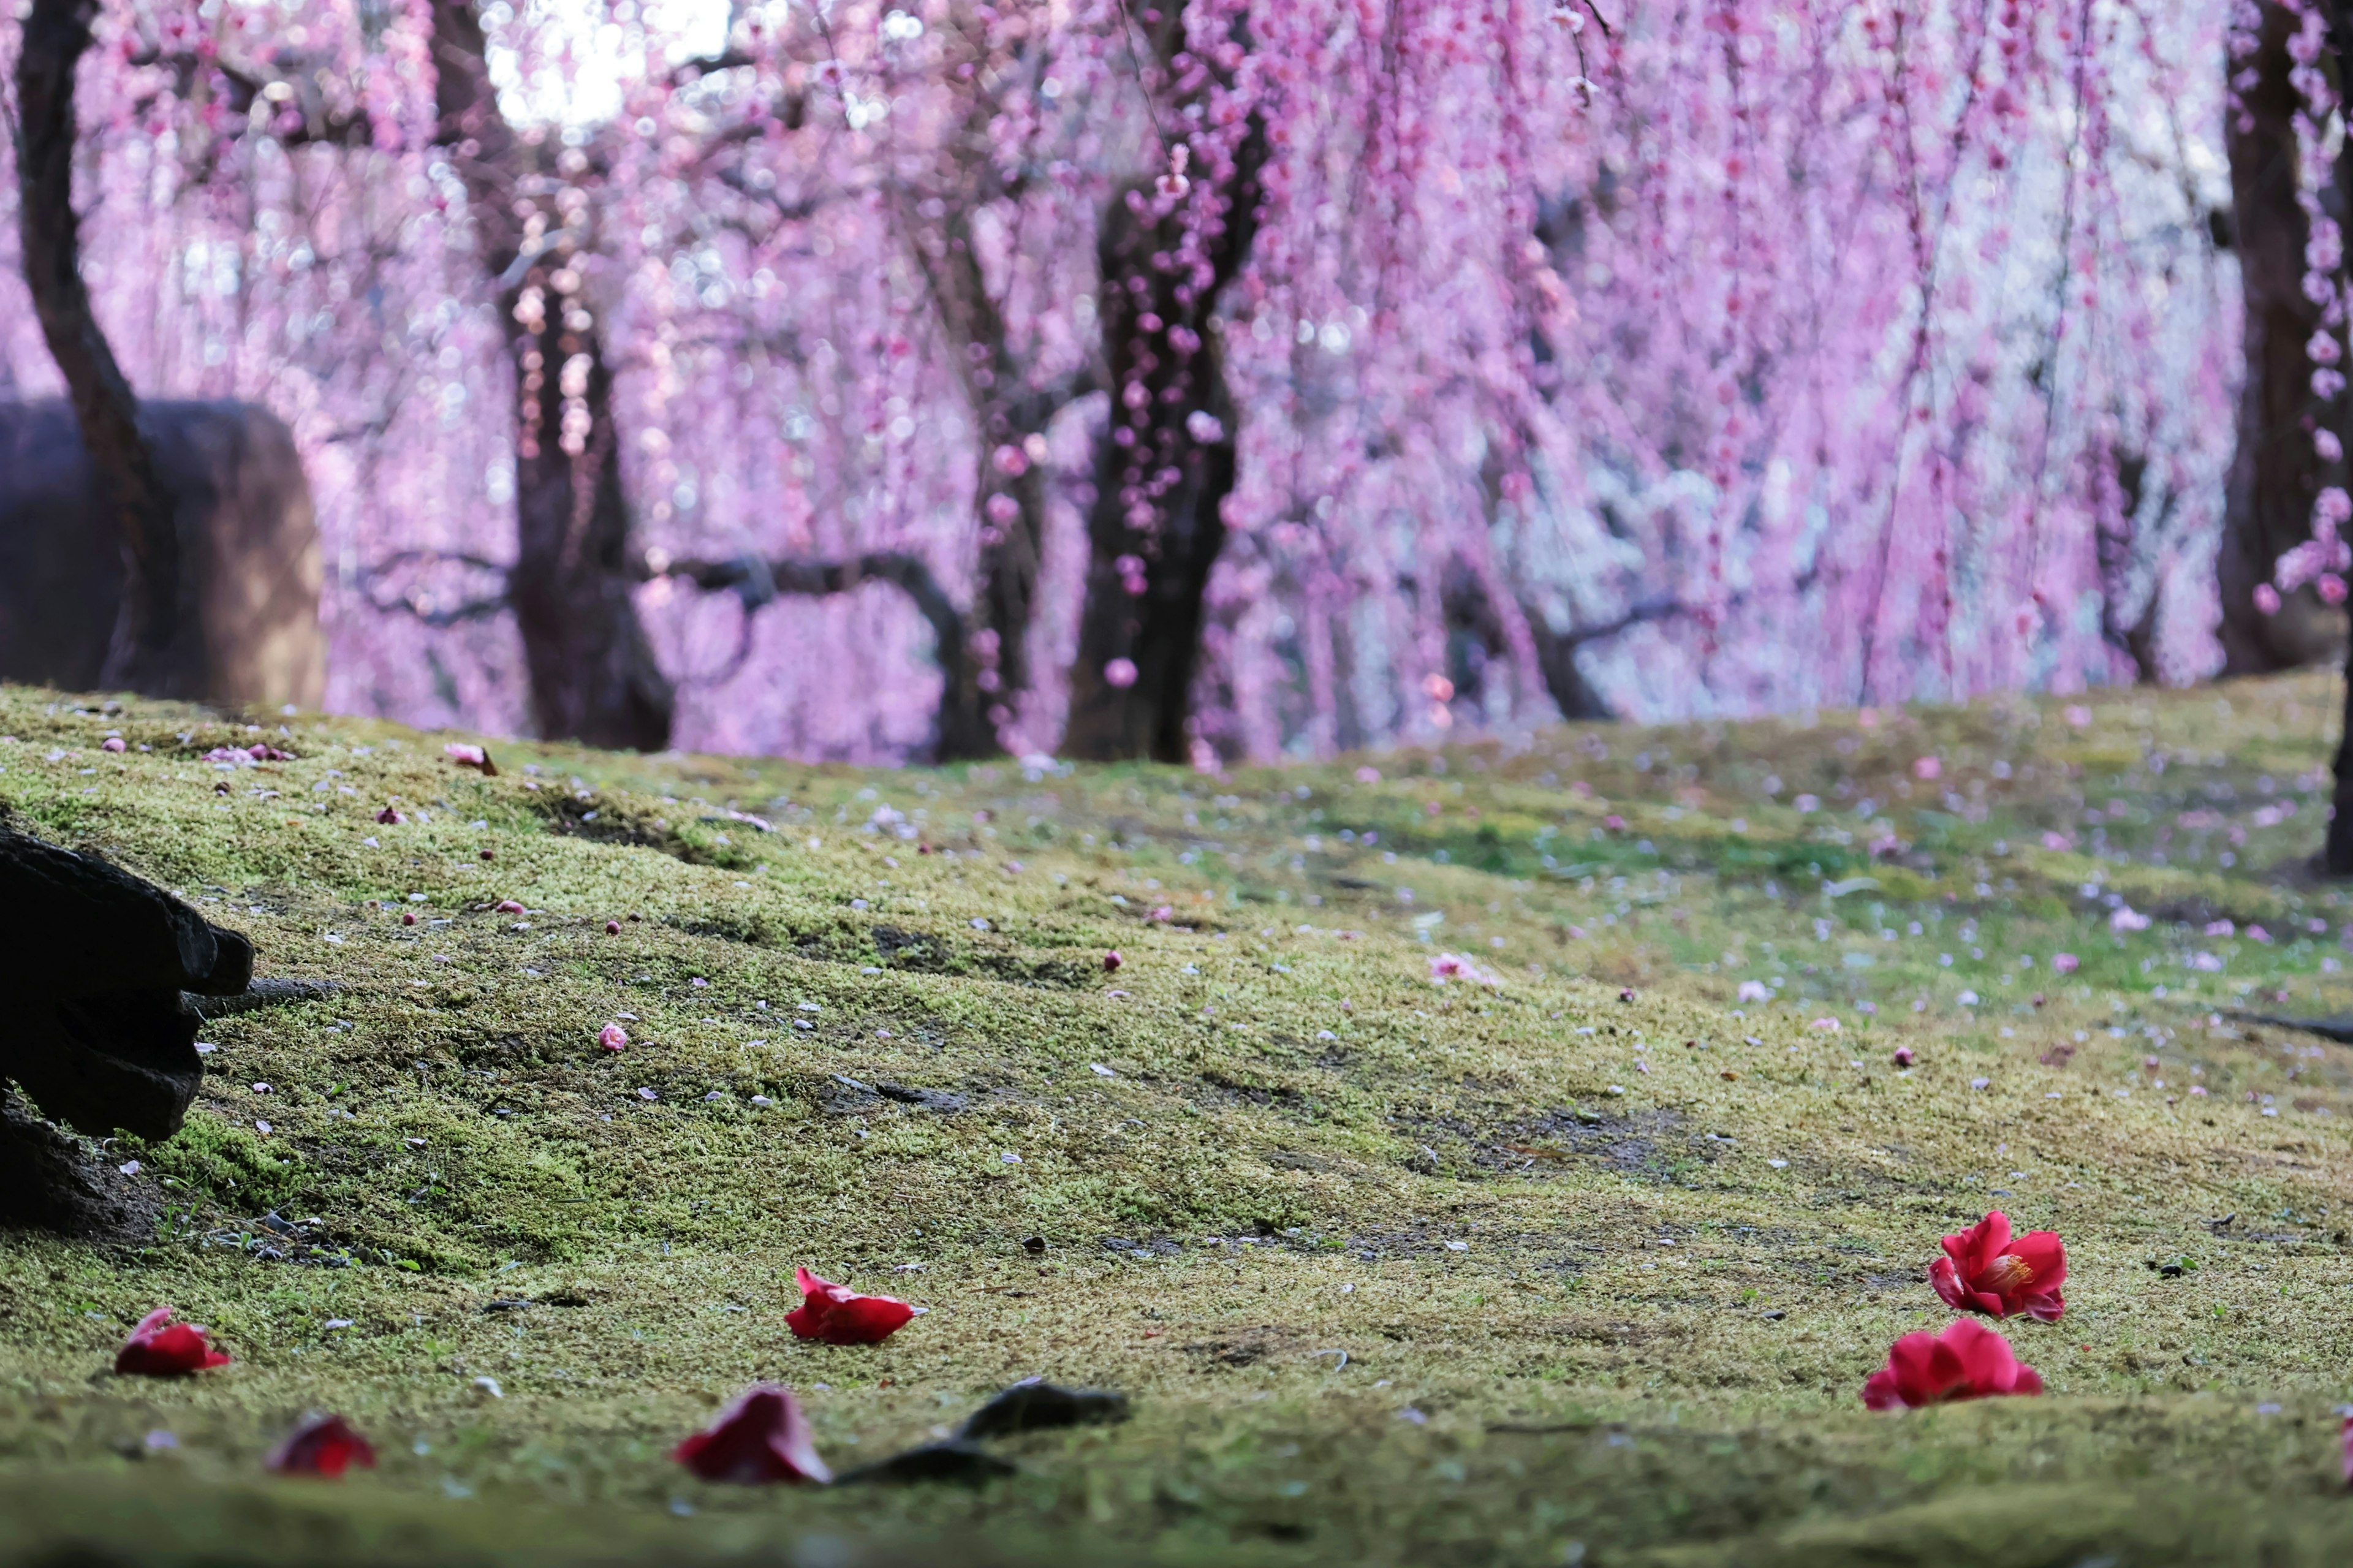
[0, 676, 2349, 1566]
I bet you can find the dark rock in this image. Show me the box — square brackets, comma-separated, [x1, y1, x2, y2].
[876, 1081, 967, 1113]
[0, 398, 323, 709]
[956, 1378, 1131, 1441]
[0, 822, 267, 1140]
[0, 827, 250, 998]
[0, 1093, 158, 1238]
[13, 990, 204, 1145]
[836, 1441, 1018, 1486]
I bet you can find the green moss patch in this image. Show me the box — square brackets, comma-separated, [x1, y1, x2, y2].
[1, 679, 2351, 1565]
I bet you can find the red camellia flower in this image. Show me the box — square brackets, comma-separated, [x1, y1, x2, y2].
[1862, 1319, 2044, 1410]
[673, 1385, 832, 1484]
[1931, 1211, 2066, 1322]
[265, 1413, 376, 1477]
[786, 1267, 917, 1345]
[115, 1308, 232, 1376]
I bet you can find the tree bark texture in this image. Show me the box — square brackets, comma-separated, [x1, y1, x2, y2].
[15, 0, 184, 694]
[1062, 10, 1268, 763]
[2222, 1, 2351, 675]
[431, 0, 674, 751]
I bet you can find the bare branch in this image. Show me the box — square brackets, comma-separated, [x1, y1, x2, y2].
[354, 548, 515, 627]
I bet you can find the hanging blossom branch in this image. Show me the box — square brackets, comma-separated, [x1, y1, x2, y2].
[2255, 0, 2353, 613]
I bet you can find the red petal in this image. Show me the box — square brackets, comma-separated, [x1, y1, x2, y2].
[266, 1414, 376, 1477]
[1944, 1318, 2021, 1392]
[1928, 1258, 1967, 1311]
[674, 1385, 830, 1485]
[1861, 1367, 1906, 1409]
[787, 1269, 916, 1345]
[116, 1312, 230, 1376]
[1884, 1331, 1942, 1403]
[1968, 1211, 2013, 1267]
[2008, 1230, 2067, 1291]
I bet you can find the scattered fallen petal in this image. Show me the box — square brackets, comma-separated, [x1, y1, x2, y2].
[1862, 1319, 2043, 1409]
[115, 1308, 232, 1377]
[673, 1385, 831, 1485]
[787, 1267, 917, 1345]
[265, 1413, 376, 1478]
[1430, 952, 1501, 987]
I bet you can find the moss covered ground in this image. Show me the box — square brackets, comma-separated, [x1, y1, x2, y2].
[1, 675, 2351, 1566]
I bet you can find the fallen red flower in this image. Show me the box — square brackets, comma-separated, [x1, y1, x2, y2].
[673, 1384, 831, 1484]
[265, 1413, 376, 1477]
[1931, 1210, 2066, 1321]
[115, 1308, 232, 1376]
[1862, 1318, 2043, 1409]
[787, 1267, 917, 1345]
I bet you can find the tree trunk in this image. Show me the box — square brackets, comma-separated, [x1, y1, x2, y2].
[2221, 0, 2351, 675]
[1062, 12, 1268, 763]
[15, 0, 183, 694]
[506, 292, 675, 750]
[2316, 0, 2353, 874]
[1526, 621, 1615, 721]
[901, 195, 1063, 760]
[431, 0, 673, 750]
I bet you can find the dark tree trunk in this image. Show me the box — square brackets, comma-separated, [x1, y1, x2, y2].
[505, 300, 675, 750]
[2221, 1, 2352, 675]
[14, 0, 183, 695]
[957, 452, 1049, 758]
[1526, 622, 1615, 721]
[2097, 446, 2164, 683]
[1063, 10, 1268, 763]
[2317, 0, 2353, 875]
[431, 0, 673, 750]
[902, 196, 1064, 760]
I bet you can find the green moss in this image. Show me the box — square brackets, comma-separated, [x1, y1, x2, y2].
[1, 678, 2351, 1565]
